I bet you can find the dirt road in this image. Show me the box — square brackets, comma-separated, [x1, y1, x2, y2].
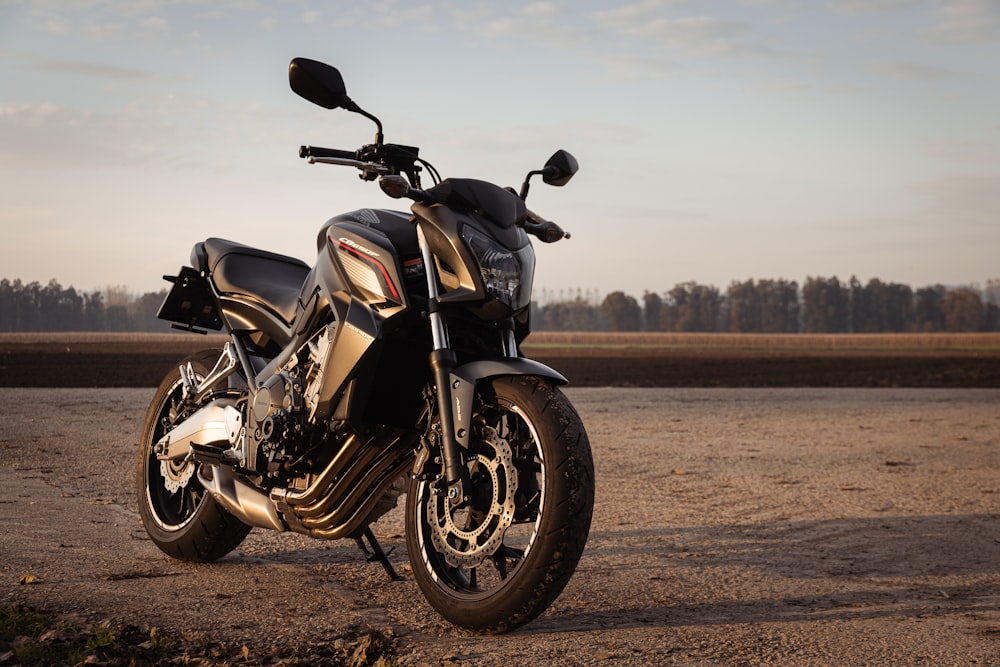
[2, 387, 999, 665]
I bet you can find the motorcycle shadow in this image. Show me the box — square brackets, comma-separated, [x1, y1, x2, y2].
[521, 512, 1000, 633]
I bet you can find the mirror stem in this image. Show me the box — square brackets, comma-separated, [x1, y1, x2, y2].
[519, 169, 544, 200]
[357, 109, 384, 146]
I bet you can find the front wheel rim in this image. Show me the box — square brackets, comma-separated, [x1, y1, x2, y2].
[414, 399, 545, 601]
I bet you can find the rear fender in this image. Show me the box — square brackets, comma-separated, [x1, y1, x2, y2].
[448, 358, 567, 449]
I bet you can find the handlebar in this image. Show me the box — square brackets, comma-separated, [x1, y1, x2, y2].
[302, 146, 571, 243]
[299, 145, 358, 161]
[299, 143, 423, 185]
[299, 144, 392, 182]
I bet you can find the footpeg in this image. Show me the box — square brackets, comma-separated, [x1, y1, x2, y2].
[189, 442, 241, 466]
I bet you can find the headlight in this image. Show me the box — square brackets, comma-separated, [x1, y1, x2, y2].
[462, 226, 535, 311]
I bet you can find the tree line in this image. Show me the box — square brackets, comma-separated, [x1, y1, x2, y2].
[2, 276, 998, 333]
[532, 277, 1000, 333]
[0, 279, 167, 332]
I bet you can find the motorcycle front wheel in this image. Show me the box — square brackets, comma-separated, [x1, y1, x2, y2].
[136, 349, 251, 562]
[406, 375, 595, 633]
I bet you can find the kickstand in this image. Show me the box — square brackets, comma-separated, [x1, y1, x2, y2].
[356, 527, 402, 581]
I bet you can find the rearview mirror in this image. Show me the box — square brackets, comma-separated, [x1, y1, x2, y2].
[289, 58, 354, 111]
[542, 149, 579, 187]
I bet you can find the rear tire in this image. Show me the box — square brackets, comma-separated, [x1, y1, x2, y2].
[136, 349, 251, 562]
[406, 375, 594, 633]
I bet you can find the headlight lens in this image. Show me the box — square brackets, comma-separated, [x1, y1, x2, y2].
[462, 226, 534, 311]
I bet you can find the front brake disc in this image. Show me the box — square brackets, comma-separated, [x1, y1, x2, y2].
[429, 425, 518, 568]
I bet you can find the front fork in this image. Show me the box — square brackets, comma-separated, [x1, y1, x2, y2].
[416, 226, 555, 503]
[417, 224, 470, 500]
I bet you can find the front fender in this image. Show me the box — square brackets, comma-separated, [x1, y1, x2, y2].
[448, 358, 567, 449]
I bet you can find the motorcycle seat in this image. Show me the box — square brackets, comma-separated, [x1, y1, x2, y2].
[194, 238, 310, 324]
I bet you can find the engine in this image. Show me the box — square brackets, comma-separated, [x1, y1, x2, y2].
[244, 326, 335, 479]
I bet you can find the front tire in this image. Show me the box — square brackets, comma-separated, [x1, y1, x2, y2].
[136, 349, 251, 562]
[406, 375, 594, 633]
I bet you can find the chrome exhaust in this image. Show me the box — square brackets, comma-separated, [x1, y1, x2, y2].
[197, 465, 287, 532]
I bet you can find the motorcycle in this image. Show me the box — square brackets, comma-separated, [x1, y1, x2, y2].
[137, 58, 594, 634]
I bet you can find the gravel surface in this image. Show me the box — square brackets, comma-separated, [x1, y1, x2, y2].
[2, 387, 999, 665]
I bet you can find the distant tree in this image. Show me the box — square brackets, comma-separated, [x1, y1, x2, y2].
[82, 290, 105, 330]
[642, 291, 663, 332]
[761, 279, 800, 333]
[801, 276, 849, 333]
[914, 285, 946, 332]
[663, 282, 722, 332]
[852, 277, 913, 332]
[38, 279, 85, 330]
[983, 279, 1000, 332]
[882, 281, 914, 332]
[986, 303, 1000, 332]
[848, 276, 869, 332]
[536, 294, 604, 331]
[726, 278, 799, 333]
[0, 279, 15, 331]
[601, 291, 642, 332]
[130, 291, 168, 331]
[984, 279, 1000, 308]
[21, 281, 43, 331]
[943, 288, 985, 332]
[726, 279, 760, 333]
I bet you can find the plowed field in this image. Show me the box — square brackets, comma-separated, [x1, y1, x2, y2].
[2, 332, 999, 387]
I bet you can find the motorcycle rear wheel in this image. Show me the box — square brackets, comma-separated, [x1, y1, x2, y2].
[406, 375, 594, 633]
[136, 349, 251, 562]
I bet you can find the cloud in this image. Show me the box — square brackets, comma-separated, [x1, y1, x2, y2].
[929, 0, 1000, 44]
[869, 59, 953, 81]
[23, 0, 243, 40]
[0, 102, 61, 124]
[914, 172, 1000, 227]
[138, 15, 169, 36]
[590, 3, 781, 61]
[33, 58, 153, 80]
[922, 137, 997, 163]
[523, 1, 559, 19]
[0, 94, 226, 172]
[372, 3, 435, 27]
[0, 102, 147, 169]
[824, 0, 922, 15]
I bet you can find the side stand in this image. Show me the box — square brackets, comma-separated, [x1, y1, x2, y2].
[356, 527, 402, 581]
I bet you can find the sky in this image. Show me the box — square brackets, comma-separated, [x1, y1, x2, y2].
[1, 0, 999, 302]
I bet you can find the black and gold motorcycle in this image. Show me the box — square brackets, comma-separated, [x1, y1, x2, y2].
[137, 58, 594, 633]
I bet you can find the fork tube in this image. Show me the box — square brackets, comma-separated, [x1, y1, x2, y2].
[417, 225, 448, 349]
[416, 224, 466, 491]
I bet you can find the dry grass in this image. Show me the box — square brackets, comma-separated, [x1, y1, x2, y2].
[0, 332, 228, 345]
[521, 331, 1000, 353]
[3, 331, 999, 357]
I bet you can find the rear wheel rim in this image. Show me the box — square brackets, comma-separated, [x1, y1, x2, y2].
[143, 377, 207, 532]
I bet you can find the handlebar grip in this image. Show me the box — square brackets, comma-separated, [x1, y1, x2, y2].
[299, 145, 358, 160]
[524, 208, 570, 243]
